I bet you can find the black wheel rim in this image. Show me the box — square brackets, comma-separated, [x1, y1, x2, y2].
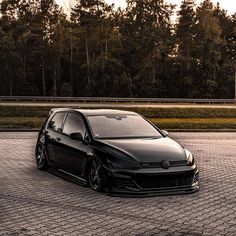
[89, 159, 102, 190]
[36, 143, 46, 167]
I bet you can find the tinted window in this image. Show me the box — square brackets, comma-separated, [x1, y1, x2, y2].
[87, 115, 162, 138]
[63, 113, 86, 136]
[49, 112, 65, 132]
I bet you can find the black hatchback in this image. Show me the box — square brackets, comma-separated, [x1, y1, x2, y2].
[35, 108, 199, 196]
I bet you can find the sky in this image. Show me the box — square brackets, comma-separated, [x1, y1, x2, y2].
[107, 0, 235, 14]
[56, 0, 236, 15]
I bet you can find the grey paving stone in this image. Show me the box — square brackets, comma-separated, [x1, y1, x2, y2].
[0, 132, 236, 236]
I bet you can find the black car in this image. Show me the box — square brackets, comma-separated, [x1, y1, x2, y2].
[35, 108, 199, 196]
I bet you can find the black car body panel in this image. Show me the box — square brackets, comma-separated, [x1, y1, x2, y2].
[35, 108, 199, 196]
[95, 137, 186, 163]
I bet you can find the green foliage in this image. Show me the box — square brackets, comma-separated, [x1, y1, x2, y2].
[0, 0, 235, 98]
[1, 107, 236, 129]
[150, 118, 236, 130]
[1, 106, 236, 119]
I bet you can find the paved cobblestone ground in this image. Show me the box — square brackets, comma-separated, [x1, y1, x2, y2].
[0, 132, 235, 236]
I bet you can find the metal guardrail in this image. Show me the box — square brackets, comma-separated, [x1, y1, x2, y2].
[0, 96, 235, 104]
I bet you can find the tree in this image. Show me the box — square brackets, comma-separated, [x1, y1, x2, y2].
[195, 0, 223, 98]
[0, 0, 235, 98]
[0, 22, 17, 95]
[0, 0, 35, 95]
[30, 0, 66, 95]
[213, 6, 236, 98]
[119, 0, 174, 97]
[175, 0, 197, 97]
[0, 0, 67, 96]
[71, 0, 125, 96]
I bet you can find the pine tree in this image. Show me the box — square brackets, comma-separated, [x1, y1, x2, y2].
[195, 0, 223, 98]
[120, 0, 174, 97]
[212, 5, 236, 98]
[71, 0, 124, 96]
[175, 0, 196, 97]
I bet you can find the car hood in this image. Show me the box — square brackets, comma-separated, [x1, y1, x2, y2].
[96, 137, 186, 163]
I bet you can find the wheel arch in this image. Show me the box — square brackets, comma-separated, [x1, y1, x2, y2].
[84, 154, 111, 191]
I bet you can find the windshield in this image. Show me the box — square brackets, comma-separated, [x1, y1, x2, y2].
[87, 114, 162, 139]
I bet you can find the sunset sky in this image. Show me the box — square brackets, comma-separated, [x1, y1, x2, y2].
[56, 0, 236, 15]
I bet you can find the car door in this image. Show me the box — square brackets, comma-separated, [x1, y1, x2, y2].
[59, 112, 89, 176]
[46, 112, 67, 167]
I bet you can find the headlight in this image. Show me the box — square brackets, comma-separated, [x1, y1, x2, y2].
[185, 149, 194, 166]
[107, 156, 141, 170]
[105, 148, 141, 170]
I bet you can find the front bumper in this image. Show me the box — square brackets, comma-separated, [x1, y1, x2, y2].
[105, 165, 199, 196]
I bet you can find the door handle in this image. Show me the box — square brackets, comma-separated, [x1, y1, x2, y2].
[56, 137, 61, 142]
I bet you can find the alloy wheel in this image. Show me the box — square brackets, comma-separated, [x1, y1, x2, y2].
[89, 159, 104, 191]
[35, 135, 48, 170]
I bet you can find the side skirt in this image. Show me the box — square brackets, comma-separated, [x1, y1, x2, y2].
[49, 168, 88, 187]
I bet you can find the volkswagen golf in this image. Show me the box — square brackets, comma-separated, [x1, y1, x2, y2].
[35, 108, 199, 196]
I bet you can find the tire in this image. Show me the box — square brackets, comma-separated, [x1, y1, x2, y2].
[35, 135, 49, 170]
[88, 158, 105, 192]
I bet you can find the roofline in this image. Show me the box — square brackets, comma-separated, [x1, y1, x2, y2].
[49, 108, 74, 115]
[49, 108, 138, 116]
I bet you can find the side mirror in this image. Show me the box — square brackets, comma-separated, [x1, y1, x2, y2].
[162, 130, 169, 137]
[70, 132, 83, 141]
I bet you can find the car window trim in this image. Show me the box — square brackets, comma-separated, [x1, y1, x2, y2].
[61, 112, 69, 135]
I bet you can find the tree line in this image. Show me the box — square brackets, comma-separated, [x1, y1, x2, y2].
[0, 0, 235, 98]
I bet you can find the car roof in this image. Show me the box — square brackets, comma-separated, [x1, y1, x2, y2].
[50, 108, 137, 116]
[77, 109, 138, 116]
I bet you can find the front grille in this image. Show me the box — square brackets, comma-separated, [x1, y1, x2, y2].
[141, 162, 162, 168]
[141, 160, 187, 168]
[112, 177, 137, 189]
[135, 172, 194, 189]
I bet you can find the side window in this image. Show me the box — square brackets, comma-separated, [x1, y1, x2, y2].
[63, 113, 86, 136]
[48, 112, 65, 132]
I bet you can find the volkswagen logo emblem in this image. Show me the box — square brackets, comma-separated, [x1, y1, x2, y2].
[161, 160, 170, 169]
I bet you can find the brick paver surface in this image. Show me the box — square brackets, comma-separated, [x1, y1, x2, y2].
[0, 132, 235, 236]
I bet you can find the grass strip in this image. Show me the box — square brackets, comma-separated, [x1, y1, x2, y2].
[1, 105, 236, 129]
[1, 117, 236, 129]
[150, 118, 236, 129]
[0, 106, 236, 118]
